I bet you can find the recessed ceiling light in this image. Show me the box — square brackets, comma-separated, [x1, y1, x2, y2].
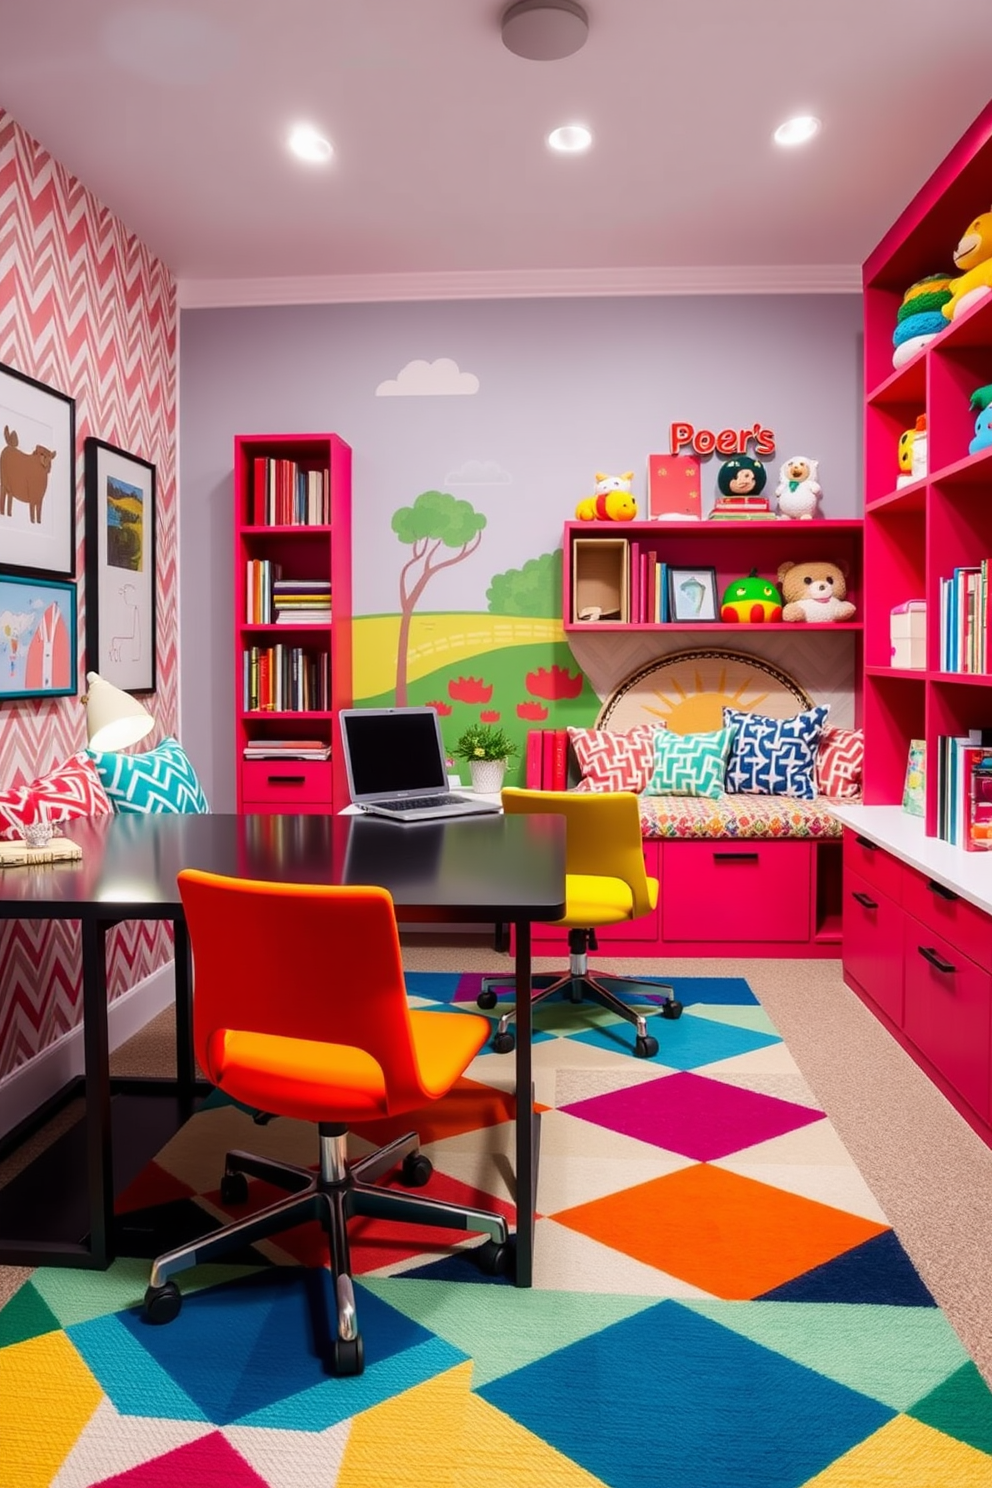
[288, 124, 333, 163]
[501, 1, 589, 61]
[773, 115, 821, 147]
[548, 124, 592, 153]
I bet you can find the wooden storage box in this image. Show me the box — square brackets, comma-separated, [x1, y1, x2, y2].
[571, 538, 629, 624]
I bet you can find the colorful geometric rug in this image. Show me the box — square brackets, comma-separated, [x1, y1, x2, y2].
[2, 973, 991, 1487]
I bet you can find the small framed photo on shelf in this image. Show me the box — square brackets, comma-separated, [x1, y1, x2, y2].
[84, 438, 157, 693]
[668, 566, 719, 622]
[0, 571, 77, 699]
[0, 361, 76, 578]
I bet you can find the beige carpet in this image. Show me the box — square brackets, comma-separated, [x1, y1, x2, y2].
[2, 938, 992, 1388]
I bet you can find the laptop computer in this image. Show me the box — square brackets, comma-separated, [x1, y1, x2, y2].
[339, 706, 502, 822]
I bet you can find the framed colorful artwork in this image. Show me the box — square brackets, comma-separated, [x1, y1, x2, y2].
[0, 572, 77, 699]
[84, 438, 157, 693]
[0, 361, 76, 578]
[668, 566, 719, 622]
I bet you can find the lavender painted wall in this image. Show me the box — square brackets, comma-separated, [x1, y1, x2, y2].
[179, 293, 862, 809]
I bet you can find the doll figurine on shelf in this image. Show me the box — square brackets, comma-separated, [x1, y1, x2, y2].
[775, 456, 822, 520]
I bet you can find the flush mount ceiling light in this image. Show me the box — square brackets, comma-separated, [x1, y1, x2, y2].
[288, 124, 333, 163]
[773, 114, 821, 147]
[501, 0, 589, 61]
[548, 123, 592, 153]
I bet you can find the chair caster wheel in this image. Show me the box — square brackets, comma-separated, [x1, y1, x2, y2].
[220, 1171, 250, 1205]
[475, 1236, 514, 1277]
[635, 1035, 659, 1059]
[662, 1000, 683, 1020]
[144, 1281, 181, 1324]
[329, 1334, 364, 1377]
[477, 988, 498, 1010]
[400, 1152, 432, 1187]
[492, 1030, 516, 1054]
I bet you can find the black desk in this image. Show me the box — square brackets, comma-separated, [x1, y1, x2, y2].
[0, 811, 566, 1285]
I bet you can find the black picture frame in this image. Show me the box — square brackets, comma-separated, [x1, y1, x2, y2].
[668, 566, 720, 622]
[0, 361, 76, 578]
[84, 437, 157, 693]
[0, 571, 77, 699]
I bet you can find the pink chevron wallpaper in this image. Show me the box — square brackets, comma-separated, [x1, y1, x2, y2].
[0, 111, 177, 1083]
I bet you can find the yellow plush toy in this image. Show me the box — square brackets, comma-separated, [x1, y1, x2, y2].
[943, 209, 992, 321]
[575, 471, 638, 521]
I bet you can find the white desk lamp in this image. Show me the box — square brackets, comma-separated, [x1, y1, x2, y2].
[84, 671, 155, 752]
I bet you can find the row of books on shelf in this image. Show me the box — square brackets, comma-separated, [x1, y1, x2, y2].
[524, 728, 570, 789]
[246, 561, 332, 624]
[242, 738, 331, 761]
[251, 456, 330, 526]
[241, 645, 330, 713]
[935, 731, 992, 850]
[938, 560, 990, 673]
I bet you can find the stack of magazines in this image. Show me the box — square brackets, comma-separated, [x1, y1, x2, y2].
[243, 739, 331, 761]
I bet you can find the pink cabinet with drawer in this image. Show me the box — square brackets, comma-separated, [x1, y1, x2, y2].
[662, 840, 810, 943]
[903, 916, 991, 1122]
[842, 866, 904, 1026]
[241, 760, 333, 811]
[901, 865, 992, 970]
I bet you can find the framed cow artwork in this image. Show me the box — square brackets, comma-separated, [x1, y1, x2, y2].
[0, 362, 76, 579]
[0, 573, 77, 699]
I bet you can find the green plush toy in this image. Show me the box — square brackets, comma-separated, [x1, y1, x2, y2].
[720, 570, 783, 623]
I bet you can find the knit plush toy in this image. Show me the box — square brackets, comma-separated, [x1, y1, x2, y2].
[969, 385, 992, 455]
[775, 457, 821, 520]
[575, 471, 638, 521]
[892, 274, 952, 368]
[943, 210, 992, 321]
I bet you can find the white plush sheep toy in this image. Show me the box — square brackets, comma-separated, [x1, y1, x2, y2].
[775, 456, 821, 520]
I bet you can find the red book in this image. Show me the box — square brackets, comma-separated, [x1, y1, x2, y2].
[552, 728, 568, 790]
[541, 730, 555, 789]
[629, 541, 641, 623]
[526, 729, 543, 788]
[252, 457, 268, 524]
[647, 454, 702, 520]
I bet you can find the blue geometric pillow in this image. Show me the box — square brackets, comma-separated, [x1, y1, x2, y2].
[87, 737, 210, 815]
[645, 726, 735, 800]
[723, 706, 829, 801]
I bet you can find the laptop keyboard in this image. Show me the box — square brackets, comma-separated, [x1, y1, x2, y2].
[386, 793, 470, 810]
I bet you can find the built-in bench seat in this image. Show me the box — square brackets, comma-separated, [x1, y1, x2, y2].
[637, 792, 844, 840]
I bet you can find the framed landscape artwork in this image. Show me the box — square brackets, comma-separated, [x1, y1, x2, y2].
[85, 438, 157, 693]
[0, 361, 76, 578]
[0, 572, 77, 700]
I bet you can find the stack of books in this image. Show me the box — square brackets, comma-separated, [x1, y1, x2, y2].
[252, 458, 329, 526]
[273, 579, 332, 624]
[935, 730, 992, 848]
[707, 495, 777, 521]
[242, 738, 331, 761]
[938, 559, 989, 673]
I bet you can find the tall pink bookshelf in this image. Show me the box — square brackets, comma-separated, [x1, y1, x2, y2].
[863, 100, 992, 837]
[233, 433, 352, 814]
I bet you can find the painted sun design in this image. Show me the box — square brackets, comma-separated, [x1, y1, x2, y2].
[642, 664, 770, 733]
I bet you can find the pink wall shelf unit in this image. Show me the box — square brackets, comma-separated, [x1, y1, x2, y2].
[233, 433, 353, 814]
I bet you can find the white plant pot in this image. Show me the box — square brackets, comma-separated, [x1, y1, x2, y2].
[468, 758, 507, 794]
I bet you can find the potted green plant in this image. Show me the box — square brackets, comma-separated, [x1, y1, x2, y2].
[452, 722, 518, 794]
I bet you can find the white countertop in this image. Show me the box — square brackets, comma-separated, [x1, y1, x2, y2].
[828, 803, 992, 917]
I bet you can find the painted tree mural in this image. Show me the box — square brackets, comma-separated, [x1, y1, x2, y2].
[391, 490, 486, 704]
[487, 551, 561, 617]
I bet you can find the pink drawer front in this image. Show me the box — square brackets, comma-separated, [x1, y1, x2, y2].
[843, 867, 904, 1026]
[842, 829, 902, 903]
[901, 865, 992, 970]
[903, 915, 992, 1120]
[662, 841, 810, 943]
[241, 760, 332, 806]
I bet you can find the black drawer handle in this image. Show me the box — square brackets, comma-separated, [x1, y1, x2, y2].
[268, 774, 306, 785]
[918, 945, 956, 974]
[713, 851, 759, 862]
[852, 891, 878, 910]
[855, 834, 877, 851]
[927, 878, 959, 902]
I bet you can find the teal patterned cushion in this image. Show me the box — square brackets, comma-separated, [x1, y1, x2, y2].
[88, 737, 210, 815]
[645, 727, 735, 800]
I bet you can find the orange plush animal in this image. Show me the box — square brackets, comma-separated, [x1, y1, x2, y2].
[575, 471, 638, 521]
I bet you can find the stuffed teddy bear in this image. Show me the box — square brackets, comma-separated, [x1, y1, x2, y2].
[575, 471, 638, 521]
[775, 457, 821, 520]
[778, 560, 856, 623]
[943, 209, 992, 322]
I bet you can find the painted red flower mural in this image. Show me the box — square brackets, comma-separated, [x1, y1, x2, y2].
[517, 701, 549, 721]
[526, 664, 584, 700]
[425, 699, 452, 715]
[448, 676, 493, 703]
[480, 710, 501, 723]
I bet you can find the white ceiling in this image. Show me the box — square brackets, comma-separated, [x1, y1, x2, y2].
[2, 1, 992, 304]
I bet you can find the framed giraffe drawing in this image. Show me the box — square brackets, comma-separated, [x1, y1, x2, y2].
[0, 572, 77, 699]
[84, 438, 157, 693]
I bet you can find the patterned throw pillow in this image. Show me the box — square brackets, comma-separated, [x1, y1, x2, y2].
[568, 723, 665, 793]
[0, 752, 114, 840]
[723, 705, 829, 801]
[88, 737, 210, 815]
[644, 727, 735, 800]
[816, 726, 864, 799]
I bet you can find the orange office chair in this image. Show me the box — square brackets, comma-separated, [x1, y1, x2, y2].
[477, 789, 682, 1057]
[143, 870, 510, 1376]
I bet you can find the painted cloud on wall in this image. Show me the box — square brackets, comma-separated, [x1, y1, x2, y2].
[445, 458, 512, 485]
[376, 357, 479, 396]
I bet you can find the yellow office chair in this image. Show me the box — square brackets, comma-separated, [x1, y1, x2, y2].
[143, 871, 510, 1376]
[477, 788, 682, 1057]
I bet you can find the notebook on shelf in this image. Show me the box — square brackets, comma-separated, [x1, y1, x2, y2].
[339, 707, 502, 822]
